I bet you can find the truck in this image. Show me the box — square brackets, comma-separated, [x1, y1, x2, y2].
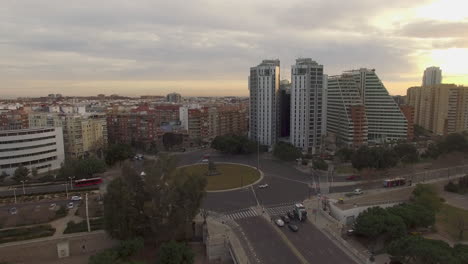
[292, 203, 308, 222]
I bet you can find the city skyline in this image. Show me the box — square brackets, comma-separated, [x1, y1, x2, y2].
[1, 0, 467, 98]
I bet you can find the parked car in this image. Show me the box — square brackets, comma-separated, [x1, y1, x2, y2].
[346, 229, 354, 236]
[9, 207, 17, 215]
[275, 219, 285, 227]
[67, 202, 74, 209]
[70, 196, 82, 201]
[287, 211, 295, 219]
[49, 203, 57, 210]
[288, 224, 299, 232]
[281, 215, 291, 223]
[258, 184, 269, 189]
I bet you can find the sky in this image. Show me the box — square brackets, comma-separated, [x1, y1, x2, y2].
[1, 0, 467, 98]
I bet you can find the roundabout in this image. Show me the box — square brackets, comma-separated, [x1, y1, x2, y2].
[178, 162, 262, 192]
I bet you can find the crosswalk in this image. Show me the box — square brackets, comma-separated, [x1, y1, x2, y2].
[265, 203, 296, 216]
[224, 208, 259, 220]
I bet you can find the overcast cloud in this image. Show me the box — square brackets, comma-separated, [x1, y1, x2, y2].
[0, 0, 467, 97]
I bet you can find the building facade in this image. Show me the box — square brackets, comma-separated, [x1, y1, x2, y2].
[0, 128, 65, 176]
[0, 109, 29, 131]
[167, 93, 182, 103]
[29, 113, 107, 159]
[328, 69, 408, 147]
[422, 66, 442, 87]
[249, 60, 280, 146]
[290, 58, 324, 154]
[407, 84, 468, 135]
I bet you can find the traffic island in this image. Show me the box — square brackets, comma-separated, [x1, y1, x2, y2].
[178, 163, 262, 192]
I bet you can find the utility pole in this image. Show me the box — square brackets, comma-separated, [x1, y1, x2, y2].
[69, 176, 75, 190]
[65, 183, 68, 199]
[85, 193, 91, 232]
[257, 136, 260, 171]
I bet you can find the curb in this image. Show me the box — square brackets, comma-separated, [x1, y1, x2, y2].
[178, 162, 264, 193]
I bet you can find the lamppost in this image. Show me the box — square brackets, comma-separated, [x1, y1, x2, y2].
[20, 180, 27, 195]
[8, 187, 17, 203]
[65, 183, 69, 199]
[69, 176, 75, 190]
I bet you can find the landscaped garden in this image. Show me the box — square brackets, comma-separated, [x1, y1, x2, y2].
[179, 163, 261, 191]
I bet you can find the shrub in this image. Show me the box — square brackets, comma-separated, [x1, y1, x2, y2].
[444, 181, 459, 193]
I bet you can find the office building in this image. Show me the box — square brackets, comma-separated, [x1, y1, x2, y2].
[167, 92, 182, 103]
[0, 127, 65, 177]
[0, 109, 29, 131]
[249, 59, 280, 146]
[290, 58, 324, 154]
[327, 69, 407, 147]
[422, 66, 442, 87]
[407, 84, 468, 135]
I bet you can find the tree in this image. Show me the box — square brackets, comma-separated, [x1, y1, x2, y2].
[354, 207, 389, 238]
[394, 143, 419, 163]
[74, 157, 106, 178]
[336, 147, 354, 162]
[412, 184, 442, 212]
[13, 165, 29, 183]
[272, 142, 302, 161]
[352, 146, 398, 170]
[162, 133, 183, 150]
[31, 167, 38, 178]
[157, 240, 194, 264]
[105, 144, 134, 166]
[439, 133, 468, 153]
[423, 143, 440, 159]
[88, 238, 144, 264]
[387, 235, 461, 264]
[0, 171, 8, 182]
[104, 155, 207, 242]
[211, 135, 256, 154]
[312, 158, 328, 171]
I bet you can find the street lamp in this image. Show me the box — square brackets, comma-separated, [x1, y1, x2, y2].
[69, 176, 75, 190]
[64, 183, 69, 199]
[8, 187, 17, 203]
[20, 180, 27, 195]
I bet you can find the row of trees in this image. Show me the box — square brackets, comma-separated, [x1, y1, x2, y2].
[423, 133, 468, 159]
[337, 143, 419, 170]
[211, 135, 259, 154]
[353, 184, 468, 263]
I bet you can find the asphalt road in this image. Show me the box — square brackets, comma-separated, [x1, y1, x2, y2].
[236, 216, 301, 264]
[280, 220, 357, 264]
[0, 184, 97, 198]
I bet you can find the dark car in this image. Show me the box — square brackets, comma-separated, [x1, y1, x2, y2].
[288, 224, 299, 232]
[281, 215, 290, 223]
[287, 211, 295, 219]
[346, 175, 359, 180]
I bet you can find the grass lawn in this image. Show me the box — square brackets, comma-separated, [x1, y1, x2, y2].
[335, 165, 356, 175]
[0, 225, 55, 244]
[436, 204, 468, 241]
[180, 163, 261, 191]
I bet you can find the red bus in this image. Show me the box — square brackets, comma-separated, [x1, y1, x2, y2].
[74, 177, 103, 187]
[383, 178, 406, 188]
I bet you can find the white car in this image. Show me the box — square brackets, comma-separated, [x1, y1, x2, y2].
[201, 159, 209, 162]
[9, 207, 17, 215]
[67, 202, 74, 209]
[275, 218, 285, 227]
[353, 189, 364, 195]
[71, 196, 82, 201]
[258, 184, 269, 189]
[49, 203, 57, 210]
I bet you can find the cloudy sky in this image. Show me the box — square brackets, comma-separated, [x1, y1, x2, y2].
[1, 0, 467, 98]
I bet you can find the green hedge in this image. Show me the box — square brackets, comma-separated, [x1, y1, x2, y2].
[0, 225, 55, 244]
[63, 218, 103, 234]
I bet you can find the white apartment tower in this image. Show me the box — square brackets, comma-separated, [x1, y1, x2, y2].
[422, 66, 442, 87]
[290, 58, 324, 154]
[249, 60, 280, 146]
